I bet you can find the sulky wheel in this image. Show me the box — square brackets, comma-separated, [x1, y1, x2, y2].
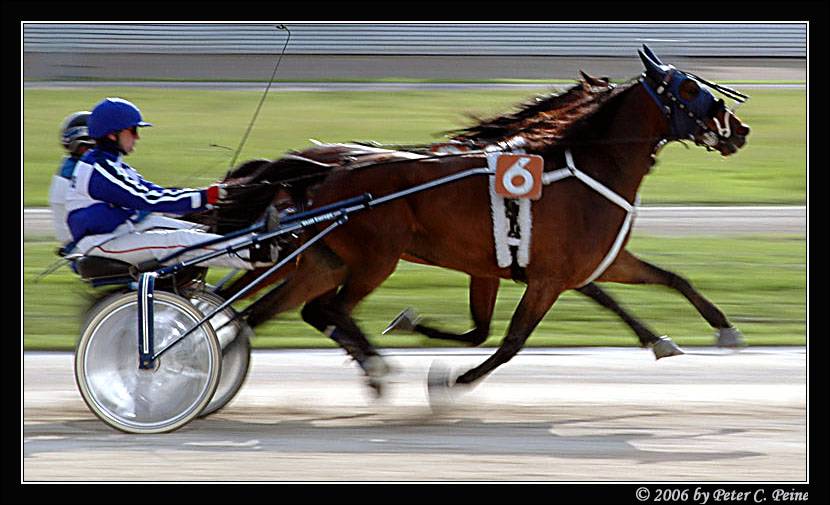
[188, 290, 252, 418]
[74, 291, 222, 434]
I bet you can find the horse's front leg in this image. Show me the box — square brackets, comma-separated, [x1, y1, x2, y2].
[447, 280, 562, 388]
[596, 249, 744, 347]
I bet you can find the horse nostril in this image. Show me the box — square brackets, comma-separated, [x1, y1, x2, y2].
[738, 124, 750, 136]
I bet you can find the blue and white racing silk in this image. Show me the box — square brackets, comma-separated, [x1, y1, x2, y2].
[48, 155, 83, 244]
[65, 146, 209, 244]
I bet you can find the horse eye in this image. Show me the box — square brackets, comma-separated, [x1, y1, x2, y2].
[679, 80, 700, 101]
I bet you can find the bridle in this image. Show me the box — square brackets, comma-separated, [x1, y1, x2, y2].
[639, 67, 748, 150]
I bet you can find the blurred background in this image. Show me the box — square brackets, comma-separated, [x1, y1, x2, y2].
[22, 23, 807, 350]
[24, 23, 805, 81]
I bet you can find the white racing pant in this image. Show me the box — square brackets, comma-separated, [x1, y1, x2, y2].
[75, 214, 259, 270]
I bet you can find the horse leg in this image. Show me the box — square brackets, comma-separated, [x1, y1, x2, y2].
[302, 291, 368, 361]
[575, 282, 684, 358]
[576, 283, 661, 346]
[393, 276, 498, 346]
[448, 280, 562, 388]
[301, 292, 391, 397]
[597, 249, 744, 347]
[300, 287, 380, 367]
[304, 258, 402, 396]
[241, 245, 347, 328]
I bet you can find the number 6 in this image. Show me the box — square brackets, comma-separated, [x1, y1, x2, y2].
[502, 158, 534, 195]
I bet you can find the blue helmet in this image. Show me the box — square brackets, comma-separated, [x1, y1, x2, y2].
[88, 97, 153, 139]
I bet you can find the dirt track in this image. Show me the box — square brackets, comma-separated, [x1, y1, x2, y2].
[24, 348, 806, 482]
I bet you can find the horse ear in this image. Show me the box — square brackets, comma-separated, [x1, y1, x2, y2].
[641, 44, 664, 65]
[638, 49, 664, 78]
[579, 70, 603, 87]
[579, 70, 591, 89]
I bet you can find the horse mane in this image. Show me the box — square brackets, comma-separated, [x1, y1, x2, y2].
[452, 76, 636, 151]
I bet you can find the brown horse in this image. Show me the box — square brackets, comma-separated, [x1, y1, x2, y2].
[199, 68, 744, 357]
[204, 46, 749, 396]
[382, 67, 746, 349]
[379, 65, 744, 351]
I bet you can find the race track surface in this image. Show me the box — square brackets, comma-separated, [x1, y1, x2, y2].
[23, 347, 806, 482]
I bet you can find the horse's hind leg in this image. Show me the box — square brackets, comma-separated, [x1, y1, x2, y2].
[302, 254, 403, 396]
[449, 280, 562, 388]
[241, 245, 347, 328]
[301, 289, 382, 370]
[399, 276, 498, 346]
[301, 293, 390, 396]
[576, 282, 683, 359]
[597, 249, 744, 347]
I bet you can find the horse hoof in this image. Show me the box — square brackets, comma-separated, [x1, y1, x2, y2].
[363, 355, 392, 398]
[382, 307, 422, 335]
[651, 336, 685, 360]
[716, 327, 746, 348]
[426, 361, 456, 411]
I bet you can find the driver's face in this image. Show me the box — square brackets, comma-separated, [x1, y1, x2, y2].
[116, 126, 139, 154]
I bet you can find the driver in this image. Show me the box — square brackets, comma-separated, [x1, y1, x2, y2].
[64, 97, 275, 270]
[49, 111, 95, 250]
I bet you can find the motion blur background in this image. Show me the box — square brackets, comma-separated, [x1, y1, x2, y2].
[24, 23, 805, 80]
[22, 23, 807, 350]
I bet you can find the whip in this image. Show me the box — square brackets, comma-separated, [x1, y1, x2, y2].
[228, 24, 291, 174]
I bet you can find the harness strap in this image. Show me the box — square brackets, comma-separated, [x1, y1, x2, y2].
[540, 168, 572, 184]
[540, 150, 638, 287]
[564, 151, 635, 213]
[580, 194, 640, 287]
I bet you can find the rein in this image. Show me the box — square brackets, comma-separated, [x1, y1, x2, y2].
[685, 72, 748, 103]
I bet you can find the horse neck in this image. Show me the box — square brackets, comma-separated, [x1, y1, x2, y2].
[564, 84, 666, 203]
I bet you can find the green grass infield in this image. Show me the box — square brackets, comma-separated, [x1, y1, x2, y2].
[24, 86, 805, 206]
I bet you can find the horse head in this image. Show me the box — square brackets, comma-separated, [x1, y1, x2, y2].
[638, 45, 750, 156]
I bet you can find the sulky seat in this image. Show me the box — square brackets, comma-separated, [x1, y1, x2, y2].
[74, 256, 134, 282]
